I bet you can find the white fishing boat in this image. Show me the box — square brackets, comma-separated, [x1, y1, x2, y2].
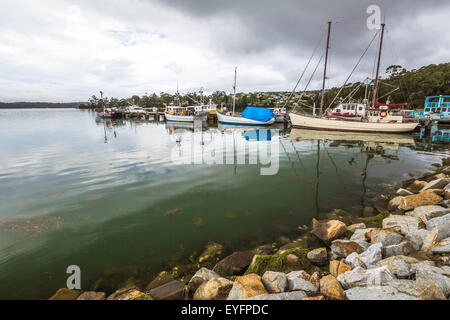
[289, 22, 419, 133]
[165, 106, 207, 122]
[217, 67, 276, 126]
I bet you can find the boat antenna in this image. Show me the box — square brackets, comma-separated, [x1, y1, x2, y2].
[232, 67, 237, 115]
[372, 23, 385, 108]
[320, 21, 332, 117]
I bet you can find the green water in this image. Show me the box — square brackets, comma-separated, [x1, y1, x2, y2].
[0, 109, 447, 299]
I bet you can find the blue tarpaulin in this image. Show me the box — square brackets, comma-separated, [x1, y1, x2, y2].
[241, 106, 275, 122]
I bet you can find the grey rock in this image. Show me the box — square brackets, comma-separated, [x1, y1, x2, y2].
[359, 243, 383, 268]
[376, 255, 420, 278]
[246, 291, 307, 300]
[337, 266, 396, 289]
[148, 280, 185, 300]
[420, 178, 450, 192]
[213, 250, 255, 276]
[370, 229, 403, 246]
[422, 228, 440, 253]
[286, 271, 318, 292]
[432, 237, 450, 254]
[345, 252, 367, 269]
[382, 215, 424, 235]
[307, 247, 328, 265]
[350, 228, 374, 242]
[396, 188, 413, 196]
[405, 229, 429, 251]
[382, 241, 416, 258]
[347, 223, 366, 232]
[194, 277, 233, 300]
[406, 205, 448, 223]
[415, 262, 450, 296]
[426, 214, 450, 241]
[261, 271, 288, 293]
[345, 286, 416, 300]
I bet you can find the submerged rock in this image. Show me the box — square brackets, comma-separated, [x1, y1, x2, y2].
[107, 287, 152, 300]
[409, 180, 428, 193]
[193, 277, 233, 300]
[213, 250, 255, 276]
[148, 280, 184, 300]
[198, 242, 223, 265]
[144, 271, 174, 292]
[373, 195, 389, 213]
[388, 196, 404, 211]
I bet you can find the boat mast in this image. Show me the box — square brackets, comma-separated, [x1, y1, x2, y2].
[232, 67, 237, 115]
[100, 91, 104, 113]
[320, 21, 331, 117]
[372, 23, 385, 108]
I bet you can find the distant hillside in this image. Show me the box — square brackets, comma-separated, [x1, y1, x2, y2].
[0, 102, 86, 109]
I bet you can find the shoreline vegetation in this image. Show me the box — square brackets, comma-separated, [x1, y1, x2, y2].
[2, 63, 448, 111]
[49, 157, 450, 301]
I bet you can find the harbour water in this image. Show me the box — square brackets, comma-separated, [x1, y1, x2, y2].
[0, 108, 448, 299]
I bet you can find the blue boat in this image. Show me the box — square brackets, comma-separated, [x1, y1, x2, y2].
[413, 96, 450, 123]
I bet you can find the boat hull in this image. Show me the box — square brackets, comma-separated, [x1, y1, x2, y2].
[217, 112, 276, 126]
[165, 113, 207, 122]
[290, 113, 418, 133]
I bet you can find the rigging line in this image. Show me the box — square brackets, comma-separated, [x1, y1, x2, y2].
[293, 52, 325, 110]
[290, 140, 307, 175]
[325, 30, 380, 113]
[283, 29, 326, 109]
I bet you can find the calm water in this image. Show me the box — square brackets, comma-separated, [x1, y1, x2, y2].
[0, 108, 448, 299]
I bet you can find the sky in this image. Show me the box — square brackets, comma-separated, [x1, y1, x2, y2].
[0, 0, 449, 102]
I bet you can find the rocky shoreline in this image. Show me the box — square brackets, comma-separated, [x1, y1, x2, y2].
[50, 158, 450, 300]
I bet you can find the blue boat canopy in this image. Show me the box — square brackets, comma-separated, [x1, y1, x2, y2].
[241, 107, 275, 122]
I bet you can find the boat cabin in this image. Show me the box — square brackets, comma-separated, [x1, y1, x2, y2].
[165, 105, 194, 116]
[328, 103, 366, 117]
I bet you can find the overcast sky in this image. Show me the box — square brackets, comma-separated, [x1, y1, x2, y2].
[0, 0, 449, 102]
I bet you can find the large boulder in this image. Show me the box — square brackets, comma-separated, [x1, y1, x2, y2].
[330, 240, 369, 258]
[286, 270, 319, 293]
[311, 220, 347, 242]
[376, 255, 420, 278]
[261, 271, 288, 293]
[213, 250, 255, 276]
[405, 205, 448, 223]
[350, 228, 374, 242]
[187, 268, 220, 297]
[399, 190, 443, 211]
[382, 241, 416, 258]
[369, 228, 403, 246]
[319, 275, 347, 300]
[382, 215, 424, 235]
[226, 274, 268, 300]
[193, 277, 233, 300]
[420, 178, 450, 192]
[337, 266, 396, 289]
[426, 214, 450, 241]
[306, 247, 328, 265]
